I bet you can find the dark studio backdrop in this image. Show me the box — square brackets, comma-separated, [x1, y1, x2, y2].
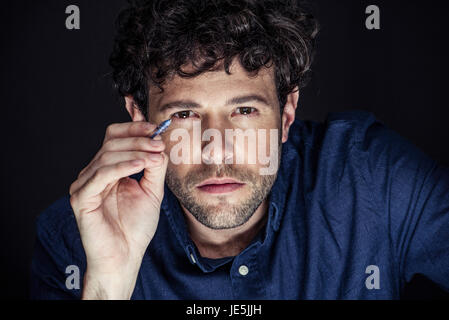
[0, 0, 448, 299]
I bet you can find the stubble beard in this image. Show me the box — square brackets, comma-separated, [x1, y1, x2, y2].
[166, 144, 282, 230]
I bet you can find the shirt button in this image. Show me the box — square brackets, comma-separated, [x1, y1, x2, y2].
[238, 265, 249, 276]
[190, 253, 196, 264]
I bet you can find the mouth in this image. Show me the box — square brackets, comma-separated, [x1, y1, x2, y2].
[196, 178, 246, 194]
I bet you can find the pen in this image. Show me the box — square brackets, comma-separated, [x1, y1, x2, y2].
[149, 118, 172, 139]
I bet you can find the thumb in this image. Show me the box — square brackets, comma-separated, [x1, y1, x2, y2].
[139, 152, 169, 204]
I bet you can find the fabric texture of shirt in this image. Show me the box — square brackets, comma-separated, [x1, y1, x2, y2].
[30, 111, 449, 299]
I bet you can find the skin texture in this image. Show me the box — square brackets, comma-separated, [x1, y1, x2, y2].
[126, 59, 298, 258]
[71, 58, 298, 299]
[69, 120, 169, 299]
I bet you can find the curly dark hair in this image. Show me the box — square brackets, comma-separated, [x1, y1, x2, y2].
[109, 0, 319, 120]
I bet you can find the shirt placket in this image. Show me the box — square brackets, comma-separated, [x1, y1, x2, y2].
[229, 239, 266, 299]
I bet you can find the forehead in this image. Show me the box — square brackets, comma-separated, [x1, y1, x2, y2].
[149, 60, 277, 109]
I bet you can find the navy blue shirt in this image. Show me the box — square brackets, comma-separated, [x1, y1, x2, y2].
[30, 111, 449, 299]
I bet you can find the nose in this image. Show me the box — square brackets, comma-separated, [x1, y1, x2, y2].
[200, 116, 234, 165]
[201, 138, 234, 164]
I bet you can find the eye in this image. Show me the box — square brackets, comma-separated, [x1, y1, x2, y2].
[172, 110, 198, 120]
[233, 107, 258, 116]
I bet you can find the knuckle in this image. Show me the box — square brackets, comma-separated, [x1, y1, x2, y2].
[93, 167, 104, 179]
[78, 164, 91, 178]
[105, 123, 116, 137]
[69, 183, 74, 196]
[102, 139, 114, 151]
[69, 193, 78, 209]
[139, 121, 148, 130]
[134, 137, 147, 149]
[97, 151, 110, 164]
[146, 152, 156, 161]
[89, 168, 102, 183]
[129, 138, 144, 151]
[127, 123, 137, 136]
[141, 153, 152, 165]
[135, 153, 147, 163]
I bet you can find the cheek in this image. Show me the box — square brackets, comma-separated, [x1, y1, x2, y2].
[167, 162, 189, 177]
[166, 158, 197, 184]
[169, 118, 195, 130]
[163, 129, 201, 167]
[231, 131, 280, 168]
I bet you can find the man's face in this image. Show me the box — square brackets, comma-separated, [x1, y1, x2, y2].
[148, 60, 283, 230]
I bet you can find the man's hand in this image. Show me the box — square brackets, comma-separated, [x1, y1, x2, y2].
[69, 121, 168, 299]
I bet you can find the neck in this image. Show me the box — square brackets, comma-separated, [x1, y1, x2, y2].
[181, 200, 269, 259]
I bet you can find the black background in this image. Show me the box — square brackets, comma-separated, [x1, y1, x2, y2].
[0, 0, 448, 299]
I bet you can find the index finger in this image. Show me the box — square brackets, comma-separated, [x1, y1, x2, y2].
[103, 121, 157, 144]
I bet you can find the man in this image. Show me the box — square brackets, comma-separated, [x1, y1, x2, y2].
[31, 0, 449, 299]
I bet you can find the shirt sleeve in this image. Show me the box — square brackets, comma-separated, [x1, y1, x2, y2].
[401, 163, 449, 291]
[358, 116, 449, 292]
[30, 198, 83, 300]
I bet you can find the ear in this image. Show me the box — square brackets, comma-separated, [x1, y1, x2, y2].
[281, 88, 299, 143]
[124, 96, 147, 122]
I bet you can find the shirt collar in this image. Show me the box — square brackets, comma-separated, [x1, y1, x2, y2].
[266, 141, 292, 232]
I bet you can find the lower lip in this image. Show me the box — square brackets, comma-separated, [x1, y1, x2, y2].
[197, 183, 245, 194]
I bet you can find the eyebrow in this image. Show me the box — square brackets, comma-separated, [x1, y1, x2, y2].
[226, 94, 271, 107]
[157, 94, 272, 113]
[158, 101, 201, 113]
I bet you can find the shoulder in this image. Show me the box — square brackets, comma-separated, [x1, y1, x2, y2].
[289, 110, 381, 146]
[288, 110, 377, 152]
[288, 110, 431, 164]
[286, 110, 439, 198]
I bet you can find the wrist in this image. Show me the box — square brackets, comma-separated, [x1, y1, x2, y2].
[82, 258, 143, 300]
